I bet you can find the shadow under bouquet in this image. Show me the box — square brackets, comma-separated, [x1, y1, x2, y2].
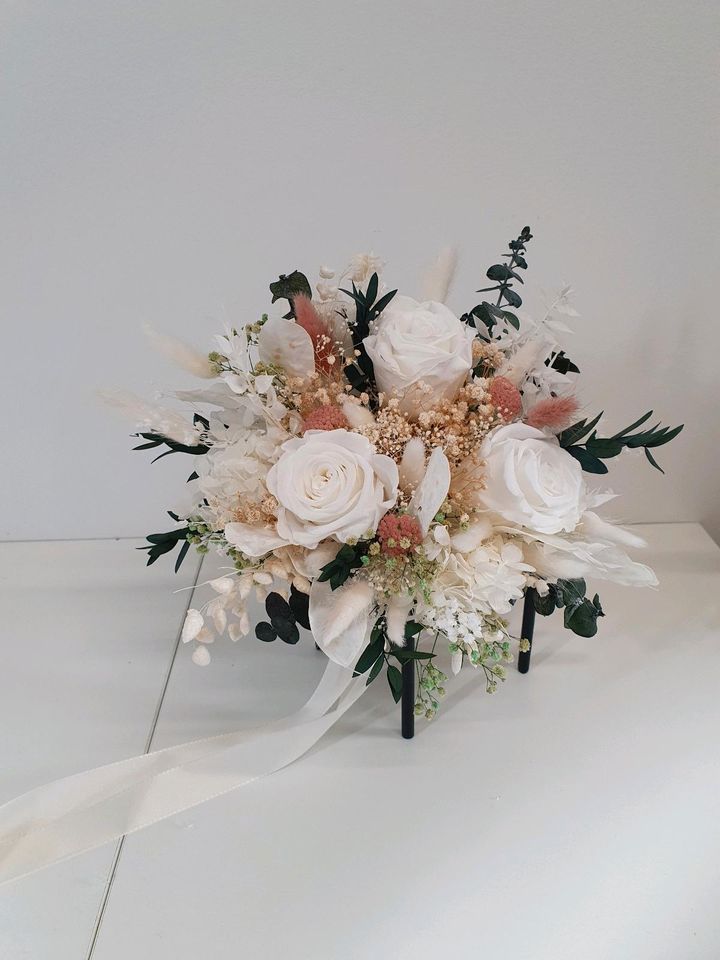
[121, 227, 682, 729]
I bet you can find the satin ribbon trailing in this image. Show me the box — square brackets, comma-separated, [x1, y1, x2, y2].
[0, 661, 365, 886]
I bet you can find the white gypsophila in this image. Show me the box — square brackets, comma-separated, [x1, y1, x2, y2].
[194, 423, 286, 528]
[476, 423, 585, 535]
[363, 295, 473, 416]
[266, 429, 398, 549]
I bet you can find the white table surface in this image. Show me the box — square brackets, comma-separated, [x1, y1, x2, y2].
[1, 523, 719, 959]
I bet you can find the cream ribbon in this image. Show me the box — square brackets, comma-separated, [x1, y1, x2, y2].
[0, 661, 365, 886]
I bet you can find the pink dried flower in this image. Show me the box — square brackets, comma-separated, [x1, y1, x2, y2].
[526, 395, 579, 431]
[303, 404, 349, 432]
[293, 295, 338, 375]
[377, 513, 423, 558]
[488, 376, 523, 420]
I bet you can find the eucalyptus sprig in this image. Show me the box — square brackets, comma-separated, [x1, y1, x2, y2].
[559, 410, 683, 474]
[461, 225, 533, 340]
[532, 578, 605, 637]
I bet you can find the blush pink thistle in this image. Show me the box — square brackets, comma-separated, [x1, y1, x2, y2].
[303, 404, 350, 432]
[377, 513, 423, 558]
[488, 376, 523, 420]
[525, 395, 579, 431]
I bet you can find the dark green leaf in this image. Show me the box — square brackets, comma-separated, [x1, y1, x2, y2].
[532, 589, 557, 616]
[558, 412, 604, 448]
[387, 665, 403, 703]
[265, 592, 292, 623]
[486, 264, 512, 282]
[564, 599, 601, 637]
[557, 579, 587, 607]
[174, 539, 190, 573]
[566, 446, 609, 474]
[273, 619, 300, 644]
[269, 271, 312, 304]
[641, 424, 683, 448]
[391, 649, 436, 664]
[366, 655, 385, 684]
[355, 636, 385, 675]
[503, 288, 522, 308]
[611, 410, 653, 439]
[644, 448, 664, 472]
[289, 586, 310, 630]
[255, 622, 277, 643]
[372, 290, 397, 316]
[585, 437, 624, 459]
[404, 620, 423, 639]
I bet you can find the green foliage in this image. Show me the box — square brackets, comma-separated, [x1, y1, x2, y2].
[317, 542, 368, 590]
[133, 432, 209, 461]
[269, 271, 312, 318]
[339, 273, 397, 393]
[546, 349, 580, 375]
[462, 226, 532, 339]
[559, 410, 683, 474]
[531, 579, 605, 638]
[138, 525, 191, 569]
[289, 585, 310, 629]
[254, 590, 304, 646]
[387, 664, 403, 703]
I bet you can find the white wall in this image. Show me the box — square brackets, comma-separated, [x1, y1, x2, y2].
[2, 0, 718, 543]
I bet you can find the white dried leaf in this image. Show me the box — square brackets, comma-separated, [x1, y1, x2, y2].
[209, 577, 234, 595]
[192, 645, 211, 666]
[409, 447, 451, 536]
[181, 609, 204, 643]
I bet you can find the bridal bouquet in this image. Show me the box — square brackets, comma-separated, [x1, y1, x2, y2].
[117, 227, 682, 721]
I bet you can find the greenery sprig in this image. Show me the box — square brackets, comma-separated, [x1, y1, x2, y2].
[254, 586, 310, 645]
[139, 515, 191, 571]
[354, 619, 432, 703]
[462, 225, 533, 340]
[339, 272, 397, 394]
[559, 410, 684, 474]
[531, 579, 604, 637]
[317, 541, 369, 590]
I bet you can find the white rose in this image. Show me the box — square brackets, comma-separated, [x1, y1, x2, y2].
[266, 429, 398, 549]
[363, 295, 473, 415]
[477, 423, 585, 534]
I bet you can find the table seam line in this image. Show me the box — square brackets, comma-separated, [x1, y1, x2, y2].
[83, 553, 205, 960]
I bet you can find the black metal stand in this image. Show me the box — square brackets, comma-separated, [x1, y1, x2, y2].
[401, 634, 415, 739]
[517, 587, 536, 674]
[399, 589, 536, 738]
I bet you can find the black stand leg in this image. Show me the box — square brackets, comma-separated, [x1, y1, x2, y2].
[517, 588, 536, 674]
[401, 635, 415, 739]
